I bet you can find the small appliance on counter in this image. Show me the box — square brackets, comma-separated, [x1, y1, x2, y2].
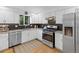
[0, 25, 9, 32]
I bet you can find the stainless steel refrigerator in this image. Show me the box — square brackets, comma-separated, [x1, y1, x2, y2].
[63, 9, 79, 53]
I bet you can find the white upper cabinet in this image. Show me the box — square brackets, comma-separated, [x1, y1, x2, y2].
[30, 13, 47, 24]
[0, 11, 5, 23]
[13, 12, 19, 23]
[0, 7, 22, 23]
[55, 11, 64, 24]
[64, 8, 76, 14]
[5, 11, 14, 23]
[0, 7, 14, 23]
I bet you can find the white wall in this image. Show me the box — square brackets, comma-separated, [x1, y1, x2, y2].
[0, 6, 24, 23]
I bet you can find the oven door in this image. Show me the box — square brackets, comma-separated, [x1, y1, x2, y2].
[42, 33, 53, 42]
[42, 32, 55, 48]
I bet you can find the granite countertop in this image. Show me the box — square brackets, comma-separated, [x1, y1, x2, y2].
[0, 28, 43, 33]
[0, 31, 8, 34]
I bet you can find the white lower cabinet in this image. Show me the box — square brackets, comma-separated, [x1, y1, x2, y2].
[29, 29, 38, 40]
[8, 31, 21, 47]
[55, 32, 63, 50]
[0, 33, 8, 51]
[29, 30, 34, 41]
[22, 30, 29, 43]
[36, 29, 43, 41]
[22, 29, 38, 43]
[0, 29, 43, 51]
[21, 29, 43, 43]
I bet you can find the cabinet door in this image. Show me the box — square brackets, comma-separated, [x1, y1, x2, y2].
[56, 11, 64, 24]
[8, 32, 17, 47]
[0, 33, 8, 51]
[29, 30, 34, 40]
[13, 13, 19, 23]
[22, 30, 29, 43]
[55, 32, 63, 50]
[5, 11, 14, 23]
[36, 29, 42, 40]
[29, 29, 38, 40]
[0, 11, 5, 23]
[17, 31, 21, 44]
[33, 29, 38, 39]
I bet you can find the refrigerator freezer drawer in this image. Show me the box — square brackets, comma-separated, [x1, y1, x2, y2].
[63, 36, 75, 53]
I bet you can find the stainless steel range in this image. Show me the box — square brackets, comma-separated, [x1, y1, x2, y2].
[42, 28, 56, 48]
[42, 15, 62, 48]
[42, 24, 62, 48]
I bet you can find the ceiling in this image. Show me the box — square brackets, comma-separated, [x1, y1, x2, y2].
[7, 6, 75, 14]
